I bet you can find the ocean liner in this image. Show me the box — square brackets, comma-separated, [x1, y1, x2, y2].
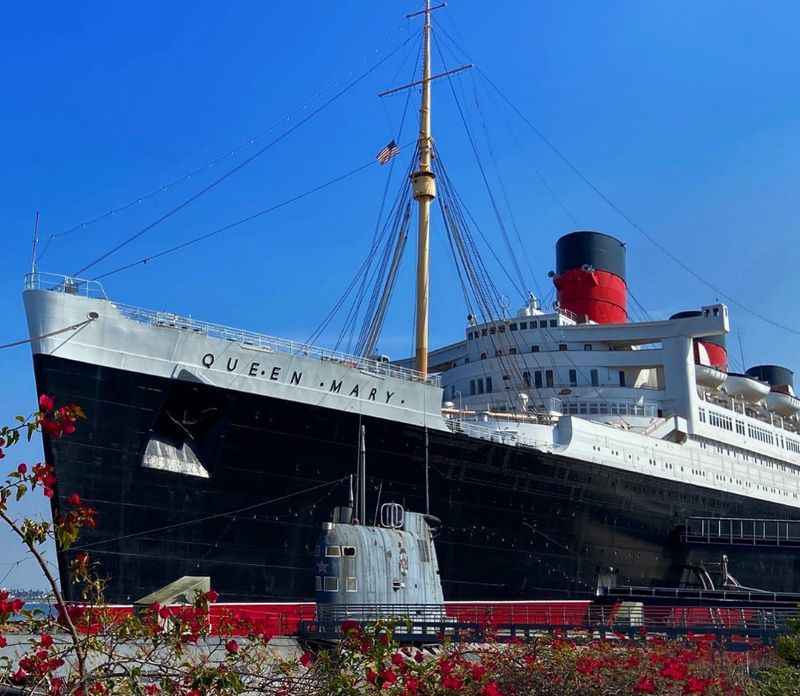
[23, 2, 800, 603]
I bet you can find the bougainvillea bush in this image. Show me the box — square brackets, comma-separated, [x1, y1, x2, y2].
[0, 396, 793, 695]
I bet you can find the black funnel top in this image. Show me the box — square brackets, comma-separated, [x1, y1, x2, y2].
[746, 365, 793, 388]
[556, 231, 626, 279]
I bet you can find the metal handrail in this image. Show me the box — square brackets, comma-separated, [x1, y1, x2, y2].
[24, 272, 440, 386]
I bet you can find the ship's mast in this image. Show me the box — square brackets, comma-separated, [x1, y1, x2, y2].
[412, 0, 437, 378]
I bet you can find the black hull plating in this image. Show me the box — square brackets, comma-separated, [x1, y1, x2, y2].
[33, 354, 800, 603]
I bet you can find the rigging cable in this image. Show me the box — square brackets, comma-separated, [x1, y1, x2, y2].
[72, 476, 348, 551]
[91, 153, 402, 282]
[37, 42, 420, 264]
[436, 25, 794, 334]
[477, 67, 800, 336]
[434, 39, 528, 302]
[73, 32, 419, 279]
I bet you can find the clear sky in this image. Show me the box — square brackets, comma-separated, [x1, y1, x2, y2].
[2, 1, 799, 588]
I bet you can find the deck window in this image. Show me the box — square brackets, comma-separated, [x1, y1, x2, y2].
[342, 546, 356, 557]
[569, 369, 577, 387]
[325, 546, 341, 557]
[590, 369, 599, 387]
[345, 577, 358, 592]
[324, 576, 339, 592]
[545, 370, 554, 388]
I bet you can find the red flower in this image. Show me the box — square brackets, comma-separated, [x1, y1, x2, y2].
[39, 394, 55, 412]
[158, 607, 171, 619]
[439, 658, 455, 676]
[341, 619, 362, 636]
[43, 487, 54, 498]
[17, 463, 27, 475]
[225, 639, 239, 654]
[404, 676, 420, 695]
[414, 650, 425, 663]
[576, 657, 601, 674]
[660, 660, 688, 681]
[10, 667, 28, 684]
[381, 668, 397, 685]
[67, 493, 81, 506]
[684, 676, 712, 694]
[482, 683, 503, 696]
[471, 664, 487, 681]
[11, 598, 24, 612]
[144, 686, 160, 695]
[0, 636, 6, 648]
[40, 633, 54, 648]
[366, 667, 377, 684]
[205, 590, 219, 603]
[634, 676, 657, 694]
[299, 651, 313, 667]
[442, 674, 464, 690]
[392, 652, 406, 667]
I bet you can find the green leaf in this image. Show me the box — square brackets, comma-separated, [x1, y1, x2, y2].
[15, 415, 25, 423]
[16, 484, 27, 501]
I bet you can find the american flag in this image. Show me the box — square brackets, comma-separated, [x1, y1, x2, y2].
[376, 139, 400, 165]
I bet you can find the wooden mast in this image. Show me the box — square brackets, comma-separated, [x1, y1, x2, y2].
[412, 0, 436, 378]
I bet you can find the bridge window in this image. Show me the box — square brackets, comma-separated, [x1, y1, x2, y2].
[519, 321, 528, 330]
[569, 369, 577, 387]
[559, 344, 568, 351]
[470, 380, 476, 396]
[531, 345, 540, 353]
[549, 320, 557, 328]
[590, 369, 599, 387]
[534, 371, 543, 389]
[618, 371, 626, 387]
[523, 371, 531, 387]
[584, 344, 592, 351]
[545, 370, 554, 388]
[486, 377, 493, 393]
[510, 323, 518, 331]
[509, 347, 517, 355]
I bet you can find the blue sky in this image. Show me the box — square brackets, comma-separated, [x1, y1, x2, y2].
[2, 1, 800, 588]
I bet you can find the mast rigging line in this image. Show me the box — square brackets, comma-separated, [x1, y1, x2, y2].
[435, 25, 796, 336]
[72, 32, 419, 279]
[39, 49, 418, 262]
[91, 148, 412, 282]
[72, 476, 349, 551]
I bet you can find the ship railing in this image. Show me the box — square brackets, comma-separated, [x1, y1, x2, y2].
[111, 303, 440, 385]
[23, 272, 438, 386]
[445, 418, 552, 450]
[684, 516, 800, 548]
[24, 272, 108, 300]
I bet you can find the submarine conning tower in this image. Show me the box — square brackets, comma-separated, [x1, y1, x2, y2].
[553, 230, 627, 324]
[670, 310, 728, 371]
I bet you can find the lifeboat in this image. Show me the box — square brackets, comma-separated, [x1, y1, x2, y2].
[747, 365, 800, 417]
[723, 373, 770, 403]
[695, 364, 727, 389]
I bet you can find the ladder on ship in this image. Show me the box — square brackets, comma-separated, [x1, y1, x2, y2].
[684, 517, 800, 548]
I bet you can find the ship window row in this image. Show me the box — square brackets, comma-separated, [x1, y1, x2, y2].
[700, 408, 800, 456]
[564, 400, 657, 417]
[467, 318, 560, 339]
[469, 377, 493, 395]
[316, 576, 358, 592]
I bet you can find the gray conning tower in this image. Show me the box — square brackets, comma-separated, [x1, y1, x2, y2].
[314, 503, 444, 610]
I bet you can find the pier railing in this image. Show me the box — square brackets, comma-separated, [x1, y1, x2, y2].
[299, 601, 800, 647]
[24, 272, 439, 386]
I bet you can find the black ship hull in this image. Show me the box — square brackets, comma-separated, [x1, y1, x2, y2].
[34, 354, 800, 603]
